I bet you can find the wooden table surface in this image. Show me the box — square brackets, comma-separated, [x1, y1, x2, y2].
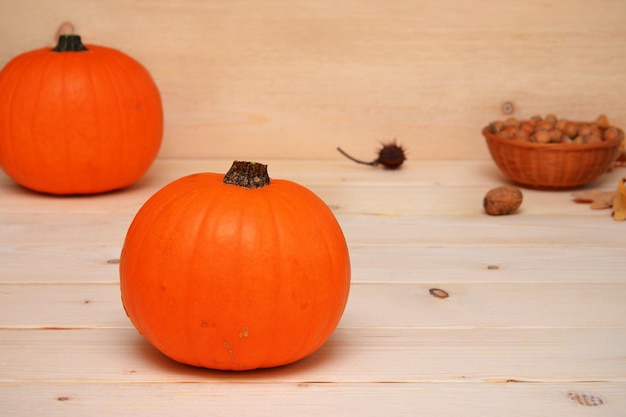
[1, 158, 625, 416]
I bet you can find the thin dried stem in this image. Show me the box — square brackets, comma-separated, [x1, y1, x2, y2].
[336, 147, 376, 166]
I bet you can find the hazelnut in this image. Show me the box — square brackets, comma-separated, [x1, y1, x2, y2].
[604, 127, 619, 142]
[564, 121, 579, 138]
[532, 130, 551, 143]
[514, 129, 530, 141]
[595, 114, 610, 129]
[536, 120, 554, 131]
[548, 128, 563, 143]
[544, 114, 558, 125]
[503, 117, 519, 128]
[578, 124, 593, 136]
[483, 186, 523, 216]
[555, 118, 568, 131]
[519, 121, 535, 134]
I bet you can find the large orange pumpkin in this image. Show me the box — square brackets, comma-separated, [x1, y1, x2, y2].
[0, 34, 162, 195]
[120, 161, 351, 371]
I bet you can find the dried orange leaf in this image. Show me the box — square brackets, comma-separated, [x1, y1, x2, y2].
[590, 193, 616, 209]
[612, 178, 626, 221]
[572, 190, 615, 210]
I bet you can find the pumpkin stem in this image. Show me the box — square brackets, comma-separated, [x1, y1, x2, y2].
[223, 161, 271, 189]
[53, 34, 88, 52]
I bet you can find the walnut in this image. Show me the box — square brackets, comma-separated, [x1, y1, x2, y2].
[483, 186, 523, 215]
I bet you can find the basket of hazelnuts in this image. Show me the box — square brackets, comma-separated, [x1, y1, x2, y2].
[482, 114, 624, 189]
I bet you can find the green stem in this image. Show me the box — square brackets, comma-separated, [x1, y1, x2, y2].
[53, 34, 88, 52]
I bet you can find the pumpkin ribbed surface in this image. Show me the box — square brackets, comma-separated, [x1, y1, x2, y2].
[119, 170, 351, 371]
[0, 37, 162, 194]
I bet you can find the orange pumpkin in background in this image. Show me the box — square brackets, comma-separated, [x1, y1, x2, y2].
[120, 161, 351, 371]
[0, 34, 162, 195]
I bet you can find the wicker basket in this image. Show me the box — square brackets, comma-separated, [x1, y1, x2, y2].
[483, 127, 622, 189]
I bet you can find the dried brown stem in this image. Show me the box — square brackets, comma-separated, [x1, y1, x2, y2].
[336, 147, 376, 166]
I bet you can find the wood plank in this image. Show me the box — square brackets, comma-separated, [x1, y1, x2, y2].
[339, 215, 625, 248]
[6, 181, 617, 218]
[1, 160, 624, 215]
[2, 381, 624, 417]
[1, 328, 624, 383]
[2, 282, 625, 329]
[1, 157, 624, 415]
[1, 202, 624, 249]
[0, 243, 122, 283]
[0, 284, 127, 328]
[0, 159, 519, 190]
[349, 246, 626, 284]
[3, 245, 625, 284]
[107, 159, 626, 190]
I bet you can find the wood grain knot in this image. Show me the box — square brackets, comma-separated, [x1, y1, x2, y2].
[429, 288, 449, 299]
[57, 396, 71, 402]
[501, 101, 515, 115]
[487, 265, 499, 270]
[567, 392, 604, 406]
[106, 258, 120, 264]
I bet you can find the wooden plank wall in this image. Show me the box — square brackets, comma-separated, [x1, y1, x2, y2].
[1, 0, 625, 160]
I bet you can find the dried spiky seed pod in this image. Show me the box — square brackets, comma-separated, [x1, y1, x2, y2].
[337, 140, 407, 169]
[376, 141, 406, 169]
